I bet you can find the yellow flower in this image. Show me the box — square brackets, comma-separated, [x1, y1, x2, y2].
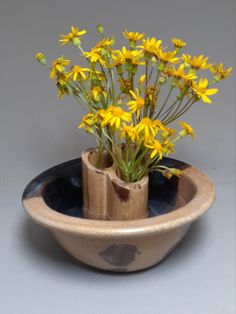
[138, 37, 162, 56]
[95, 37, 114, 48]
[102, 106, 132, 129]
[145, 140, 163, 159]
[122, 47, 142, 59]
[127, 89, 145, 118]
[161, 127, 176, 139]
[162, 139, 175, 155]
[56, 78, 70, 99]
[153, 120, 167, 132]
[83, 48, 106, 65]
[210, 63, 232, 80]
[113, 47, 144, 66]
[120, 123, 137, 142]
[192, 78, 218, 103]
[182, 54, 210, 70]
[166, 64, 197, 81]
[139, 74, 146, 84]
[163, 168, 182, 179]
[123, 30, 144, 42]
[79, 113, 97, 133]
[136, 117, 159, 138]
[70, 65, 90, 81]
[156, 49, 179, 64]
[111, 52, 125, 67]
[89, 69, 106, 82]
[79, 113, 97, 128]
[171, 38, 186, 49]
[50, 56, 70, 79]
[97, 109, 107, 121]
[179, 121, 195, 139]
[91, 86, 107, 101]
[59, 26, 86, 46]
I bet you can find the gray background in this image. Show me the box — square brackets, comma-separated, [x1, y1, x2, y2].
[0, 0, 235, 313]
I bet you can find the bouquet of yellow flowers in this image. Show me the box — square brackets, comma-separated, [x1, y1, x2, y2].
[36, 25, 232, 183]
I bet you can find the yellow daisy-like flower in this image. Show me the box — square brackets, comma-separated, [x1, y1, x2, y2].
[171, 38, 187, 49]
[120, 123, 137, 142]
[111, 52, 125, 67]
[56, 78, 70, 99]
[166, 64, 197, 81]
[179, 121, 195, 139]
[122, 46, 142, 60]
[161, 127, 176, 139]
[91, 86, 107, 101]
[79, 113, 97, 128]
[192, 78, 218, 103]
[59, 26, 87, 46]
[113, 47, 144, 66]
[96, 109, 108, 123]
[95, 37, 114, 48]
[145, 139, 163, 159]
[136, 117, 159, 138]
[102, 106, 132, 129]
[156, 49, 179, 64]
[89, 69, 106, 82]
[50, 55, 70, 79]
[138, 37, 162, 56]
[127, 89, 145, 118]
[123, 30, 145, 42]
[162, 139, 175, 155]
[210, 63, 232, 80]
[83, 48, 106, 65]
[182, 54, 210, 70]
[70, 65, 90, 81]
[78, 113, 97, 133]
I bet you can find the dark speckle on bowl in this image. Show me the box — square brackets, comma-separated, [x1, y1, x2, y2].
[99, 244, 139, 267]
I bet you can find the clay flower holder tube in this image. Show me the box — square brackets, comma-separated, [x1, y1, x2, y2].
[82, 148, 149, 221]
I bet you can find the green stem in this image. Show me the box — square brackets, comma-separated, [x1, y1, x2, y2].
[155, 86, 174, 119]
[153, 70, 161, 90]
[164, 99, 196, 124]
[159, 99, 179, 121]
[108, 68, 115, 103]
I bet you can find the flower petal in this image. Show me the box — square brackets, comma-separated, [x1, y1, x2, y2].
[205, 88, 218, 96]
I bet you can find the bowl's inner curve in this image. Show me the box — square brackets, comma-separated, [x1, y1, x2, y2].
[23, 158, 195, 219]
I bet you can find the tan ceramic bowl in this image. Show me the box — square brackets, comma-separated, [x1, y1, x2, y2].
[22, 158, 215, 272]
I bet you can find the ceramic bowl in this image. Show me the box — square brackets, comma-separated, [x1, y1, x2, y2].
[22, 157, 215, 272]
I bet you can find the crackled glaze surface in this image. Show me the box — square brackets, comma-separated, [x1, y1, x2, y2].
[22, 157, 215, 272]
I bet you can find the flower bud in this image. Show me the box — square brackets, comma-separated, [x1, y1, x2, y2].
[97, 24, 104, 34]
[177, 92, 183, 100]
[158, 62, 165, 72]
[35, 52, 46, 65]
[151, 56, 157, 65]
[110, 35, 116, 45]
[117, 64, 123, 75]
[129, 40, 136, 50]
[72, 37, 80, 47]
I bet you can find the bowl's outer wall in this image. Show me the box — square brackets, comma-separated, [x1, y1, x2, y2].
[52, 224, 191, 272]
[22, 157, 215, 272]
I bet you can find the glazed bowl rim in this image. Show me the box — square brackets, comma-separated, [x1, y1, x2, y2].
[22, 159, 216, 238]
